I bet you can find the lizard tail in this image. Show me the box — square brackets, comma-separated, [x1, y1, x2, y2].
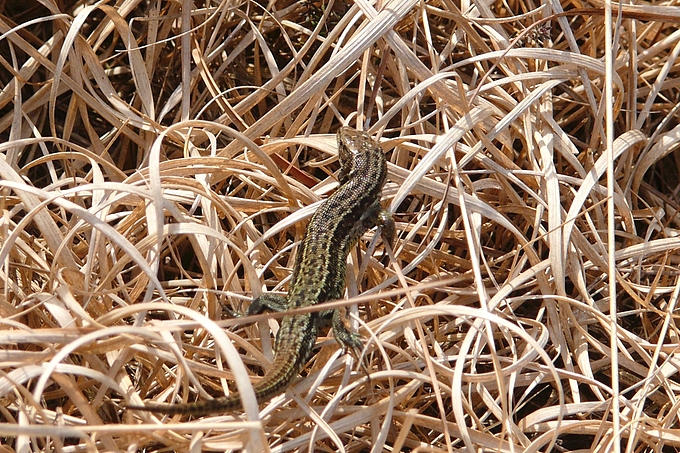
[126, 318, 316, 416]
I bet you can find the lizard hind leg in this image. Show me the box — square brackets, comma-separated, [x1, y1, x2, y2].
[247, 294, 289, 315]
[331, 309, 370, 376]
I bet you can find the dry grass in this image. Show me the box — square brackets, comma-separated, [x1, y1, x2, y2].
[2, 0, 680, 451]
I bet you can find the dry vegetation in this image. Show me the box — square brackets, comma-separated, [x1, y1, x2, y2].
[3, 0, 680, 451]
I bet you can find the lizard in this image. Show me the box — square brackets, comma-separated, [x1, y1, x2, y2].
[127, 126, 394, 415]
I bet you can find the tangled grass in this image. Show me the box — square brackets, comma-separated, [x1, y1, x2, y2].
[2, 0, 680, 451]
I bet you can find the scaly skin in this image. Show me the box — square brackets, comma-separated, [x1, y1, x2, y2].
[128, 127, 394, 415]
